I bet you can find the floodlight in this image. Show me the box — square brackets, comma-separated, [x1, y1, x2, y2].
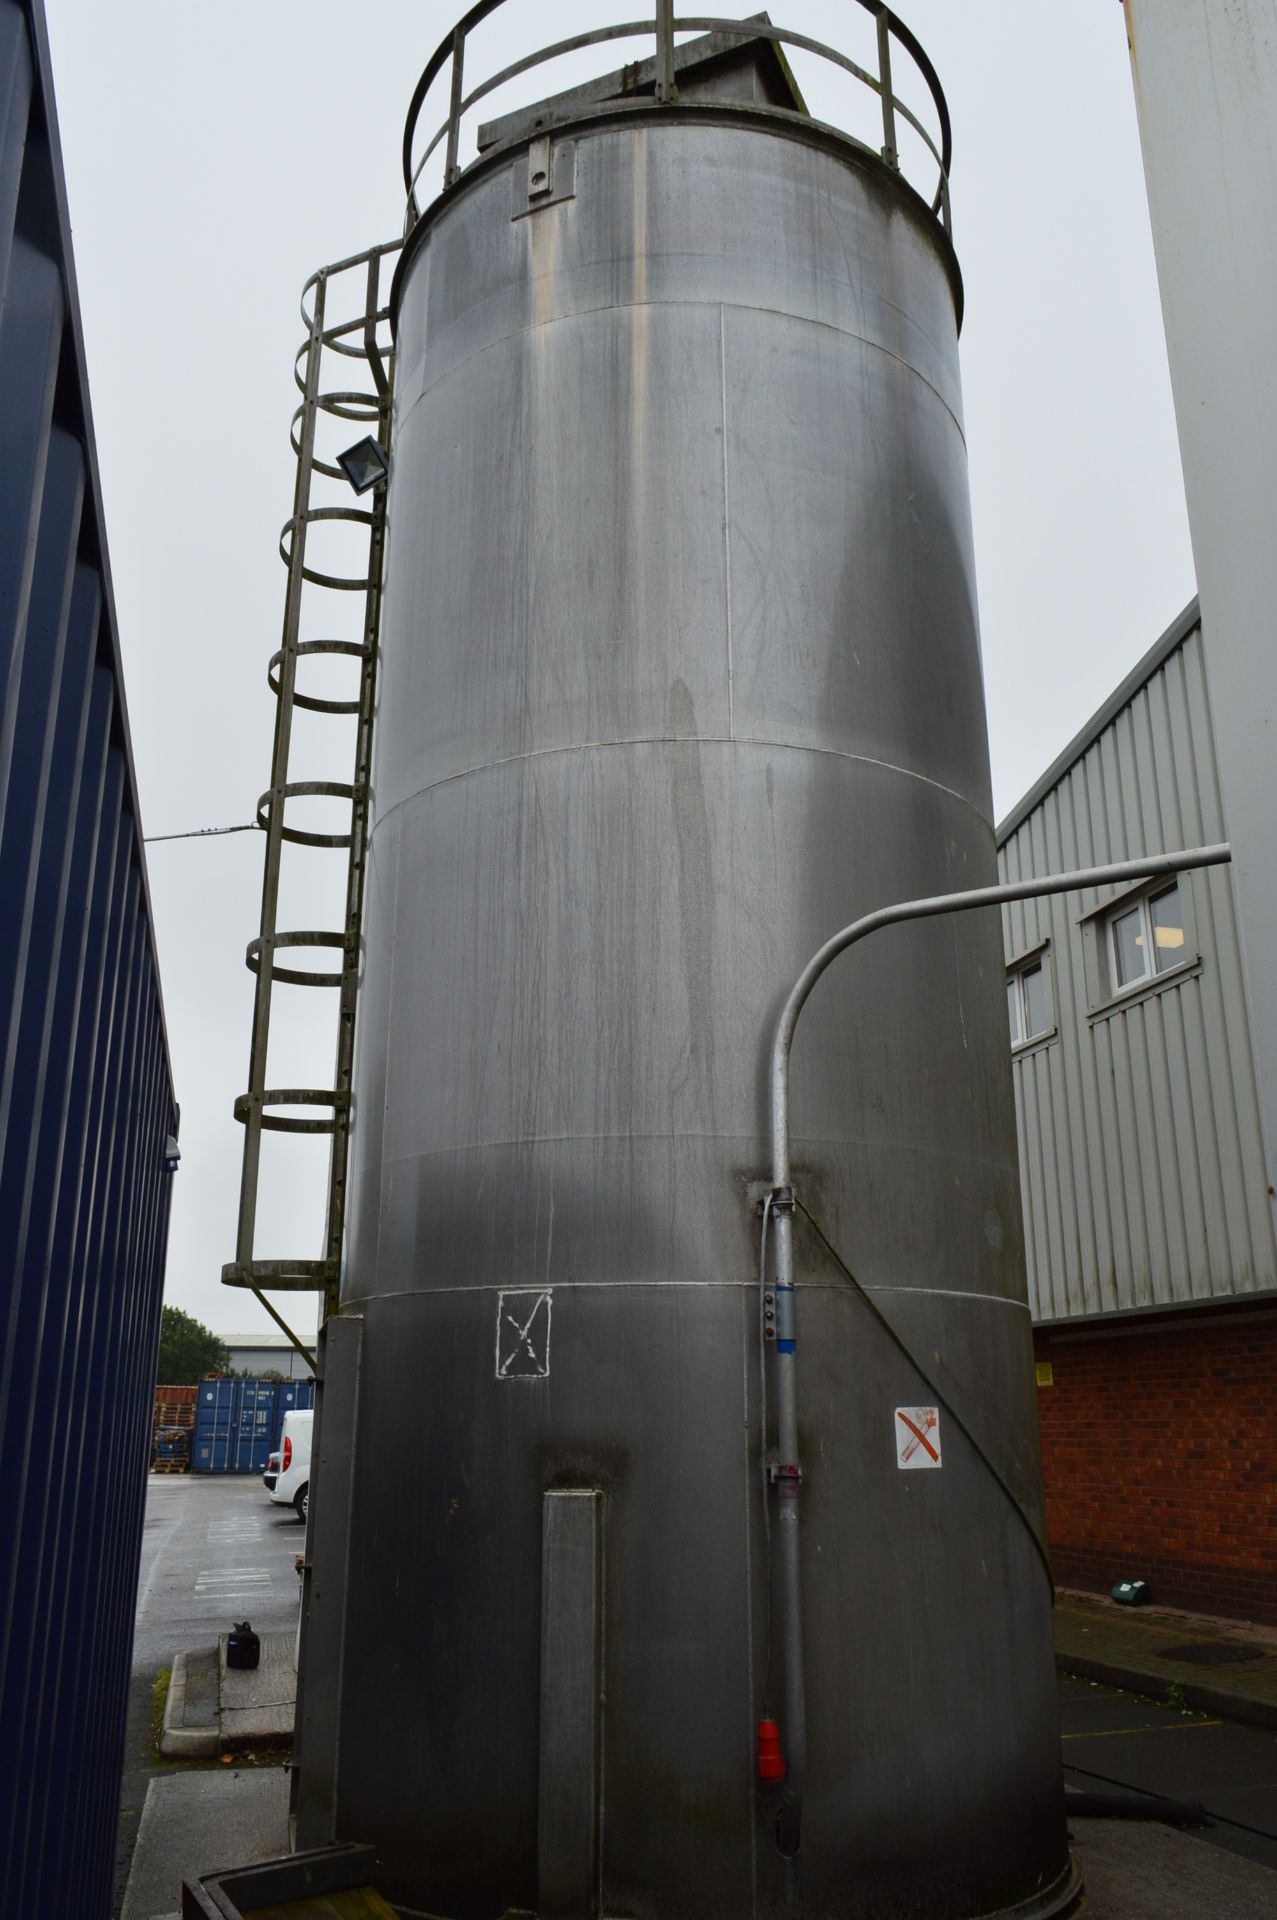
[337, 436, 391, 495]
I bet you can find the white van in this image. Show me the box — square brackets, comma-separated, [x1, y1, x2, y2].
[269, 1408, 313, 1521]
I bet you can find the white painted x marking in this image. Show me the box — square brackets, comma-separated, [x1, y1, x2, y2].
[497, 1290, 550, 1376]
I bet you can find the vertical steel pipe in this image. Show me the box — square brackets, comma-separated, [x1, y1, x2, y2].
[875, 10, 898, 168]
[656, 0, 677, 102]
[764, 842, 1231, 1868]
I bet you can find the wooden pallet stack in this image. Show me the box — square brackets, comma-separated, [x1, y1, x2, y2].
[152, 1384, 196, 1472]
[154, 1384, 197, 1426]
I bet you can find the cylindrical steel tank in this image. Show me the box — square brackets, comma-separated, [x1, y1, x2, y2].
[327, 22, 1074, 1919]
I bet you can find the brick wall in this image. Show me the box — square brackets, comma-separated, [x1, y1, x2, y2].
[1034, 1311, 1277, 1625]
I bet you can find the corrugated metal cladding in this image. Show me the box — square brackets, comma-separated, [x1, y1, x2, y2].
[0, 3, 177, 1916]
[997, 601, 1276, 1325]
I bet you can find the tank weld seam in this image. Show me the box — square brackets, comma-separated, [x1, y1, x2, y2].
[365, 1129, 1015, 1173]
[341, 1279, 770, 1305]
[341, 1281, 1031, 1305]
[838, 1284, 1030, 1310]
[783, 1130, 1020, 1172]
[362, 1134, 1018, 1184]
[369, 1130, 768, 1157]
[396, 298, 966, 445]
[372, 736, 989, 830]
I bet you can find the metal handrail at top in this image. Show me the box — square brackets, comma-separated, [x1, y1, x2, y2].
[402, 3, 953, 234]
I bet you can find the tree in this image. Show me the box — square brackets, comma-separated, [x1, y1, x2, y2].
[156, 1305, 229, 1384]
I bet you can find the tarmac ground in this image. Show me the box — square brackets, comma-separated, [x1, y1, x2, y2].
[114, 1474, 303, 1916]
[119, 1480, 1277, 1917]
[1067, 1815, 1277, 1919]
[120, 1769, 289, 1920]
[1055, 1589, 1277, 1732]
[1059, 1672, 1277, 1875]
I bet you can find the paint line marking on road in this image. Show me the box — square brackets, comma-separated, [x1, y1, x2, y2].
[1061, 1721, 1224, 1739]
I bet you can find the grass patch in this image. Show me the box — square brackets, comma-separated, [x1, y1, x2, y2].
[150, 1666, 171, 1753]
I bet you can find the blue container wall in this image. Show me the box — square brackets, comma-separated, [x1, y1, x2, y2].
[0, 4, 177, 1916]
[192, 1376, 316, 1472]
[279, 1378, 316, 1421]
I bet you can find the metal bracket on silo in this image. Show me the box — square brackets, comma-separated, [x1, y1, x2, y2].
[291, 1312, 364, 1852]
[512, 136, 576, 218]
[538, 1489, 604, 1919]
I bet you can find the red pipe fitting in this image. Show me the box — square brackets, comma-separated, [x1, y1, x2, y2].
[757, 1718, 786, 1781]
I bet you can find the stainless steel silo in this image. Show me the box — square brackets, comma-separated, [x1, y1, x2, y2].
[303, 14, 1076, 1916]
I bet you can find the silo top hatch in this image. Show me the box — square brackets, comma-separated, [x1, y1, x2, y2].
[399, 5, 959, 317]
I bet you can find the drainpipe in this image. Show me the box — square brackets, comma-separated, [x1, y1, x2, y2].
[763, 840, 1231, 1852]
[767, 1180, 804, 1854]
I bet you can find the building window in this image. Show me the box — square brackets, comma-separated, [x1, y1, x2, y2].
[1107, 881, 1185, 992]
[1008, 956, 1052, 1047]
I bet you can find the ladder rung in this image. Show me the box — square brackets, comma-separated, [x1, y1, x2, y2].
[222, 1257, 337, 1291]
[232, 1087, 348, 1134]
[246, 929, 349, 986]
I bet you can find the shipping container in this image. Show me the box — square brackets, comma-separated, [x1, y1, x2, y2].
[191, 1376, 316, 1473]
[0, 2, 178, 1913]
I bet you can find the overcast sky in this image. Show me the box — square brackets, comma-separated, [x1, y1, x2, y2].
[41, 1, 1195, 1339]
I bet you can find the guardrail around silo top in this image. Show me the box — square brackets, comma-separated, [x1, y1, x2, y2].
[402, 3, 952, 236]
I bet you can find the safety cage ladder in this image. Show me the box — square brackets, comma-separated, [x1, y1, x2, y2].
[223, 241, 400, 1347]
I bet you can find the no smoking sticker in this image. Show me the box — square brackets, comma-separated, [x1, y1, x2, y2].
[895, 1406, 941, 1469]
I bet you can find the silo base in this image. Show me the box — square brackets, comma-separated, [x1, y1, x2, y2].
[182, 1846, 1080, 1920]
[384, 1857, 1083, 1920]
[970, 1854, 1082, 1919]
[386, 1855, 1084, 1920]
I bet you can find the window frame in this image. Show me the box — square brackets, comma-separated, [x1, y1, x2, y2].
[1104, 879, 1188, 998]
[1079, 869, 1201, 1020]
[1006, 943, 1055, 1053]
